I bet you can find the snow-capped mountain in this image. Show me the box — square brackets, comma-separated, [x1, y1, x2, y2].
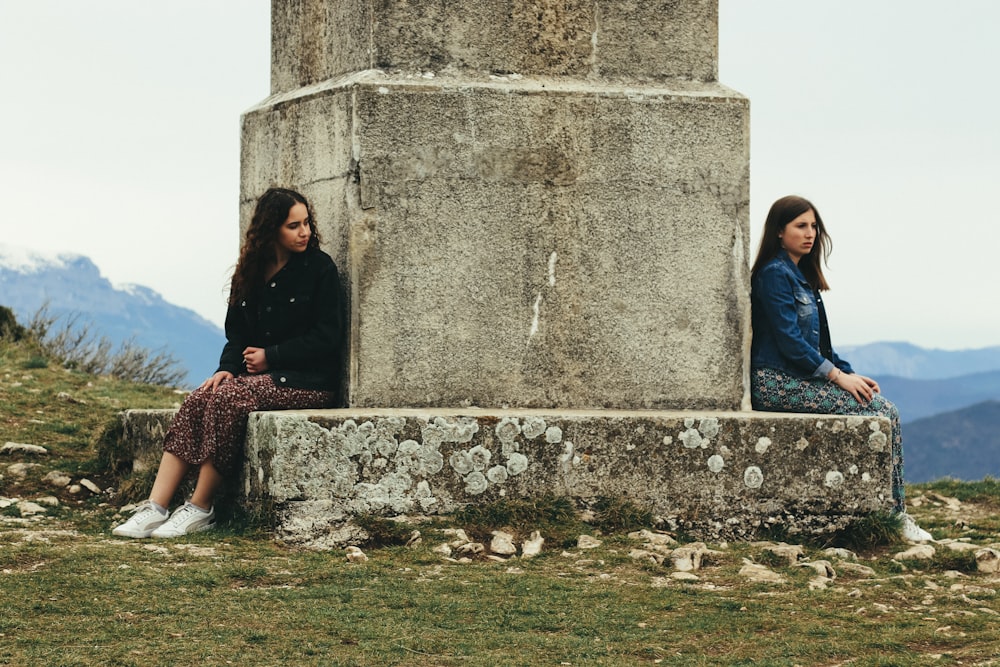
[0, 243, 224, 388]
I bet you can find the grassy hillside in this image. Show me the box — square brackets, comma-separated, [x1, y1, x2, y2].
[2, 332, 1000, 666]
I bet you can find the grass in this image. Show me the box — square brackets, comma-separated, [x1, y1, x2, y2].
[2, 332, 999, 666]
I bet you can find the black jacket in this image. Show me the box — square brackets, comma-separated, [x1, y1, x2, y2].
[218, 247, 343, 392]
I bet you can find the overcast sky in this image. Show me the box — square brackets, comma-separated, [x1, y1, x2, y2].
[1, 1, 997, 351]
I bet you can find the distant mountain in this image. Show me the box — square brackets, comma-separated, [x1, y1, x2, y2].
[878, 371, 1000, 423]
[0, 243, 224, 388]
[903, 400, 1000, 483]
[839, 341, 1000, 380]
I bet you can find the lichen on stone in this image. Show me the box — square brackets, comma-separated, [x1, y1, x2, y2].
[522, 417, 547, 439]
[469, 445, 492, 471]
[450, 450, 474, 475]
[698, 418, 720, 438]
[755, 437, 771, 454]
[545, 426, 563, 444]
[744, 466, 764, 489]
[506, 452, 529, 475]
[679, 427, 703, 449]
[486, 465, 509, 484]
[464, 471, 488, 495]
[495, 417, 521, 442]
[707, 454, 724, 473]
[868, 431, 887, 451]
[825, 470, 844, 488]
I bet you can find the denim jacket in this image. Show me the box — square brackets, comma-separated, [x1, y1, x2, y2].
[750, 250, 853, 378]
[218, 247, 344, 392]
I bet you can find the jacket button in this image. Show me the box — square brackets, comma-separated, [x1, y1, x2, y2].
[289, 297, 295, 303]
[270, 282, 276, 288]
[279, 376, 287, 383]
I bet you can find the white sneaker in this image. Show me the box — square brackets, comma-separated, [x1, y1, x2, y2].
[899, 512, 932, 542]
[151, 502, 216, 538]
[112, 501, 169, 538]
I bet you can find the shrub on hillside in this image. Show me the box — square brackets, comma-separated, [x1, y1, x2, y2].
[27, 304, 186, 387]
[0, 305, 27, 340]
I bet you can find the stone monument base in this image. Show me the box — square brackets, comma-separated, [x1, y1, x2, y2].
[112, 408, 894, 548]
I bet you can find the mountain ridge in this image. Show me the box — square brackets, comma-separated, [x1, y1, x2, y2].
[1, 243, 224, 388]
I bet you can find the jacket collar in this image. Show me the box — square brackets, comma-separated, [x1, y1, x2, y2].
[775, 249, 810, 287]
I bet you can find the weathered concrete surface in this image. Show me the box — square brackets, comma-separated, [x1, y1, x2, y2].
[242, 72, 750, 410]
[240, 408, 894, 548]
[108, 409, 177, 474]
[269, 0, 718, 94]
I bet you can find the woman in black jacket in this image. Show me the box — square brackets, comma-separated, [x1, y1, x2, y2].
[113, 187, 342, 538]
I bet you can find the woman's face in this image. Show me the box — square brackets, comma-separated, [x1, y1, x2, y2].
[275, 202, 312, 256]
[779, 209, 817, 264]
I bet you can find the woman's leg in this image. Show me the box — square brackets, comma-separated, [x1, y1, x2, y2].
[189, 460, 223, 510]
[752, 367, 906, 512]
[149, 452, 192, 508]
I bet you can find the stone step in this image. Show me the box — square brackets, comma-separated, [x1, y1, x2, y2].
[116, 408, 893, 548]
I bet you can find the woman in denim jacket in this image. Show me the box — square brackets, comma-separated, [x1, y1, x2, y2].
[750, 195, 931, 541]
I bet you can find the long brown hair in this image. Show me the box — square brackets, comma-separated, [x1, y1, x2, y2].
[229, 188, 321, 304]
[750, 195, 832, 291]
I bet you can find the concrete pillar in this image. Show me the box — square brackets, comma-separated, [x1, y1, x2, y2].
[229, 2, 893, 547]
[241, 0, 751, 412]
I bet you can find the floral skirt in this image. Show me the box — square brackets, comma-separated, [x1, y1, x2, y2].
[751, 367, 905, 511]
[162, 374, 336, 473]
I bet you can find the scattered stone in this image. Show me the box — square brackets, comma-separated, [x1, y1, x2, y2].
[79, 479, 102, 494]
[34, 496, 60, 507]
[837, 562, 876, 577]
[739, 559, 785, 584]
[894, 545, 936, 561]
[577, 535, 602, 550]
[975, 548, 1000, 574]
[823, 547, 856, 561]
[795, 560, 836, 579]
[68, 485, 82, 495]
[56, 391, 86, 404]
[940, 540, 982, 553]
[42, 471, 71, 488]
[808, 576, 832, 591]
[521, 531, 544, 558]
[926, 492, 962, 511]
[345, 546, 368, 563]
[142, 544, 169, 555]
[16, 501, 46, 516]
[442, 528, 470, 548]
[629, 548, 663, 565]
[1, 442, 48, 456]
[0, 498, 13, 508]
[762, 542, 805, 566]
[7, 462, 41, 478]
[405, 530, 422, 547]
[485, 555, 507, 563]
[628, 529, 676, 547]
[671, 571, 700, 581]
[456, 542, 485, 556]
[672, 543, 723, 572]
[432, 543, 452, 557]
[490, 531, 517, 556]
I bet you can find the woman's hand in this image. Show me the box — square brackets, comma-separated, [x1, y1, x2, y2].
[199, 371, 233, 392]
[831, 369, 877, 404]
[242, 346, 269, 374]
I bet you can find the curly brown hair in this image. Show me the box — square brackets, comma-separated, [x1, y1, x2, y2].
[229, 188, 321, 304]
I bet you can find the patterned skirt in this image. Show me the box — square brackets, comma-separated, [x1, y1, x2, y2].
[162, 374, 336, 473]
[751, 367, 906, 512]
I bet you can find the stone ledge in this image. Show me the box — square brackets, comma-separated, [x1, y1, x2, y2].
[115, 408, 894, 548]
[242, 408, 893, 548]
